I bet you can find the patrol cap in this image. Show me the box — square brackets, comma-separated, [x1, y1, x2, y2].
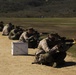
[9, 22, 12, 25]
[28, 27, 34, 31]
[48, 33, 55, 38]
[16, 26, 20, 29]
[0, 21, 4, 24]
[48, 33, 60, 38]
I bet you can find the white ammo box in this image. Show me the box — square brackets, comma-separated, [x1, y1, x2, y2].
[11, 42, 28, 55]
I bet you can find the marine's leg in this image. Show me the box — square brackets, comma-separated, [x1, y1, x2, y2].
[52, 52, 66, 67]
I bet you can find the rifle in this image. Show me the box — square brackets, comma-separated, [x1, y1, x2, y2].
[50, 33, 76, 51]
[51, 33, 76, 45]
[58, 37, 76, 44]
[56, 37, 76, 52]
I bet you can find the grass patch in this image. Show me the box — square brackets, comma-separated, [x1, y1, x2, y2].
[68, 45, 76, 57]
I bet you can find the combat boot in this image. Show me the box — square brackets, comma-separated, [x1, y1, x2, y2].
[51, 62, 58, 68]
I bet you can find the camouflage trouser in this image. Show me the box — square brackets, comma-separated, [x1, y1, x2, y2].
[39, 53, 54, 65]
[34, 52, 66, 65]
[52, 52, 66, 64]
[34, 52, 54, 65]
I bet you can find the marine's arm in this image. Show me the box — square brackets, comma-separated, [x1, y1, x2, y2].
[38, 39, 51, 52]
[9, 30, 16, 39]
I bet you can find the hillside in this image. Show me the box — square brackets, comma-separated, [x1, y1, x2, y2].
[0, 0, 76, 17]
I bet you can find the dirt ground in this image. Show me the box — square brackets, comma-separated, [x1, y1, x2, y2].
[0, 32, 76, 75]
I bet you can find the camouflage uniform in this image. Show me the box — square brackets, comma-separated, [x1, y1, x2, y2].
[2, 23, 14, 36]
[7, 23, 14, 34]
[2, 24, 9, 35]
[33, 37, 66, 66]
[19, 31, 33, 42]
[32, 33, 75, 67]
[19, 30, 40, 48]
[34, 38, 58, 64]
[19, 31, 34, 48]
[9, 27, 23, 40]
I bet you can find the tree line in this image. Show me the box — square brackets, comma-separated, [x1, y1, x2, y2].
[0, 0, 76, 17]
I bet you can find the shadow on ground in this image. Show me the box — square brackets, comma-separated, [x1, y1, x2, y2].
[57, 61, 76, 68]
[12, 54, 35, 56]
